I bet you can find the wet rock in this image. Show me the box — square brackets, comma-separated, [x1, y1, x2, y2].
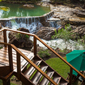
[18, 27, 29, 32]
[68, 17, 85, 25]
[9, 28, 33, 50]
[23, 4, 34, 8]
[41, 2, 50, 7]
[71, 25, 85, 37]
[50, 5, 85, 26]
[37, 2, 41, 6]
[74, 10, 85, 17]
[36, 27, 56, 40]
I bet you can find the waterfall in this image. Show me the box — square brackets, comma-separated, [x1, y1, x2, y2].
[9, 17, 43, 33]
[49, 21, 61, 29]
[0, 11, 55, 33]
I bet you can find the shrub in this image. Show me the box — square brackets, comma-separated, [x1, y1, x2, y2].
[16, 33, 29, 40]
[52, 24, 74, 41]
[38, 49, 51, 58]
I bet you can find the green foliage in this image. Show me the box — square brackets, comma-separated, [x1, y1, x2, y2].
[25, 34, 29, 38]
[16, 33, 29, 40]
[52, 24, 74, 41]
[59, 48, 72, 54]
[0, 47, 2, 49]
[38, 49, 51, 58]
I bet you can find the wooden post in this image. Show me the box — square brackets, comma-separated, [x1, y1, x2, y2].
[8, 45, 13, 71]
[3, 79, 10, 85]
[34, 36, 37, 56]
[17, 52, 21, 80]
[69, 67, 73, 85]
[3, 30, 7, 47]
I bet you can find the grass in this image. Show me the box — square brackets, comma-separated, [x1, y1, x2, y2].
[0, 47, 2, 49]
[45, 57, 70, 79]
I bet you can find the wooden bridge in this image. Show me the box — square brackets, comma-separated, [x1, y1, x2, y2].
[0, 28, 85, 85]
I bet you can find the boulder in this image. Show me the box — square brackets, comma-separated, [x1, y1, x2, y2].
[41, 2, 50, 7]
[71, 25, 85, 38]
[36, 27, 57, 40]
[23, 4, 34, 8]
[9, 28, 33, 50]
[68, 17, 85, 25]
[74, 10, 85, 17]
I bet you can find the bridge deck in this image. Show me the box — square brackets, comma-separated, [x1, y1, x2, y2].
[0, 47, 34, 71]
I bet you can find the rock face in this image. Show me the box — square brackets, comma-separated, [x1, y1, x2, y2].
[36, 27, 56, 40]
[9, 28, 33, 50]
[50, 5, 85, 25]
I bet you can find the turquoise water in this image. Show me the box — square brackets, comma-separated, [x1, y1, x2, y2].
[0, 2, 50, 18]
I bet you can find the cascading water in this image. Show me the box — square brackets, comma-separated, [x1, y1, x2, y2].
[3, 11, 54, 33]
[48, 20, 61, 29]
[9, 17, 43, 33]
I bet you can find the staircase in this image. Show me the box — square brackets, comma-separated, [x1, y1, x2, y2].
[22, 55, 68, 85]
[0, 28, 85, 85]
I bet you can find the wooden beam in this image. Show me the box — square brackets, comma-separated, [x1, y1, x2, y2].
[8, 45, 13, 71]
[21, 73, 34, 85]
[0, 66, 10, 76]
[3, 79, 10, 85]
[17, 52, 21, 80]
[69, 67, 73, 85]
[11, 44, 58, 85]
[34, 36, 37, 56]
[3, 30, 7, 47]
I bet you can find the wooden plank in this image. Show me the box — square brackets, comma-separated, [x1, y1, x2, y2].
[3, 30, 7, 47]
[17, 52, 21, 79]
[0, 66, 10, 76]
[0, 46, 35, 73]
[8, 45, 13, 71]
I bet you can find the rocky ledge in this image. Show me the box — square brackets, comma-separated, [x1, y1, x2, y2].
[9, 28, 33, 50]
[50, 4, 85, 25]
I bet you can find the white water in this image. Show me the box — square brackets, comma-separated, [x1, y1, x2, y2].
[4, 17, 84, 51]
[2, 13, 83, 51]
[30, 36, 84, 50]
[9, 19, 43, 33]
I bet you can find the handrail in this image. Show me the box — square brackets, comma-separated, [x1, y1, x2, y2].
[11, 44, 57, 85]
[0, 28, 85, 83]
[0, 42, 57, 85]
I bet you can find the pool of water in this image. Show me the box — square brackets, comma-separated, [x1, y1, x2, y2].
[0, 2, 50, 18]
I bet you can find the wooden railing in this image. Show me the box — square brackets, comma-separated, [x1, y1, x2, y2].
[0, 28, 85, 85]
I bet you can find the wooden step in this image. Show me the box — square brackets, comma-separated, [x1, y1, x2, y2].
[14, 52, 34, 72]
[50, 77, 61, 85]
[24, 60, 42, 79]
[31, 66, 48, 85]
[40, 71, 55, 85]
[36, 55, 68, 85]
[60, 82, 68, 85]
